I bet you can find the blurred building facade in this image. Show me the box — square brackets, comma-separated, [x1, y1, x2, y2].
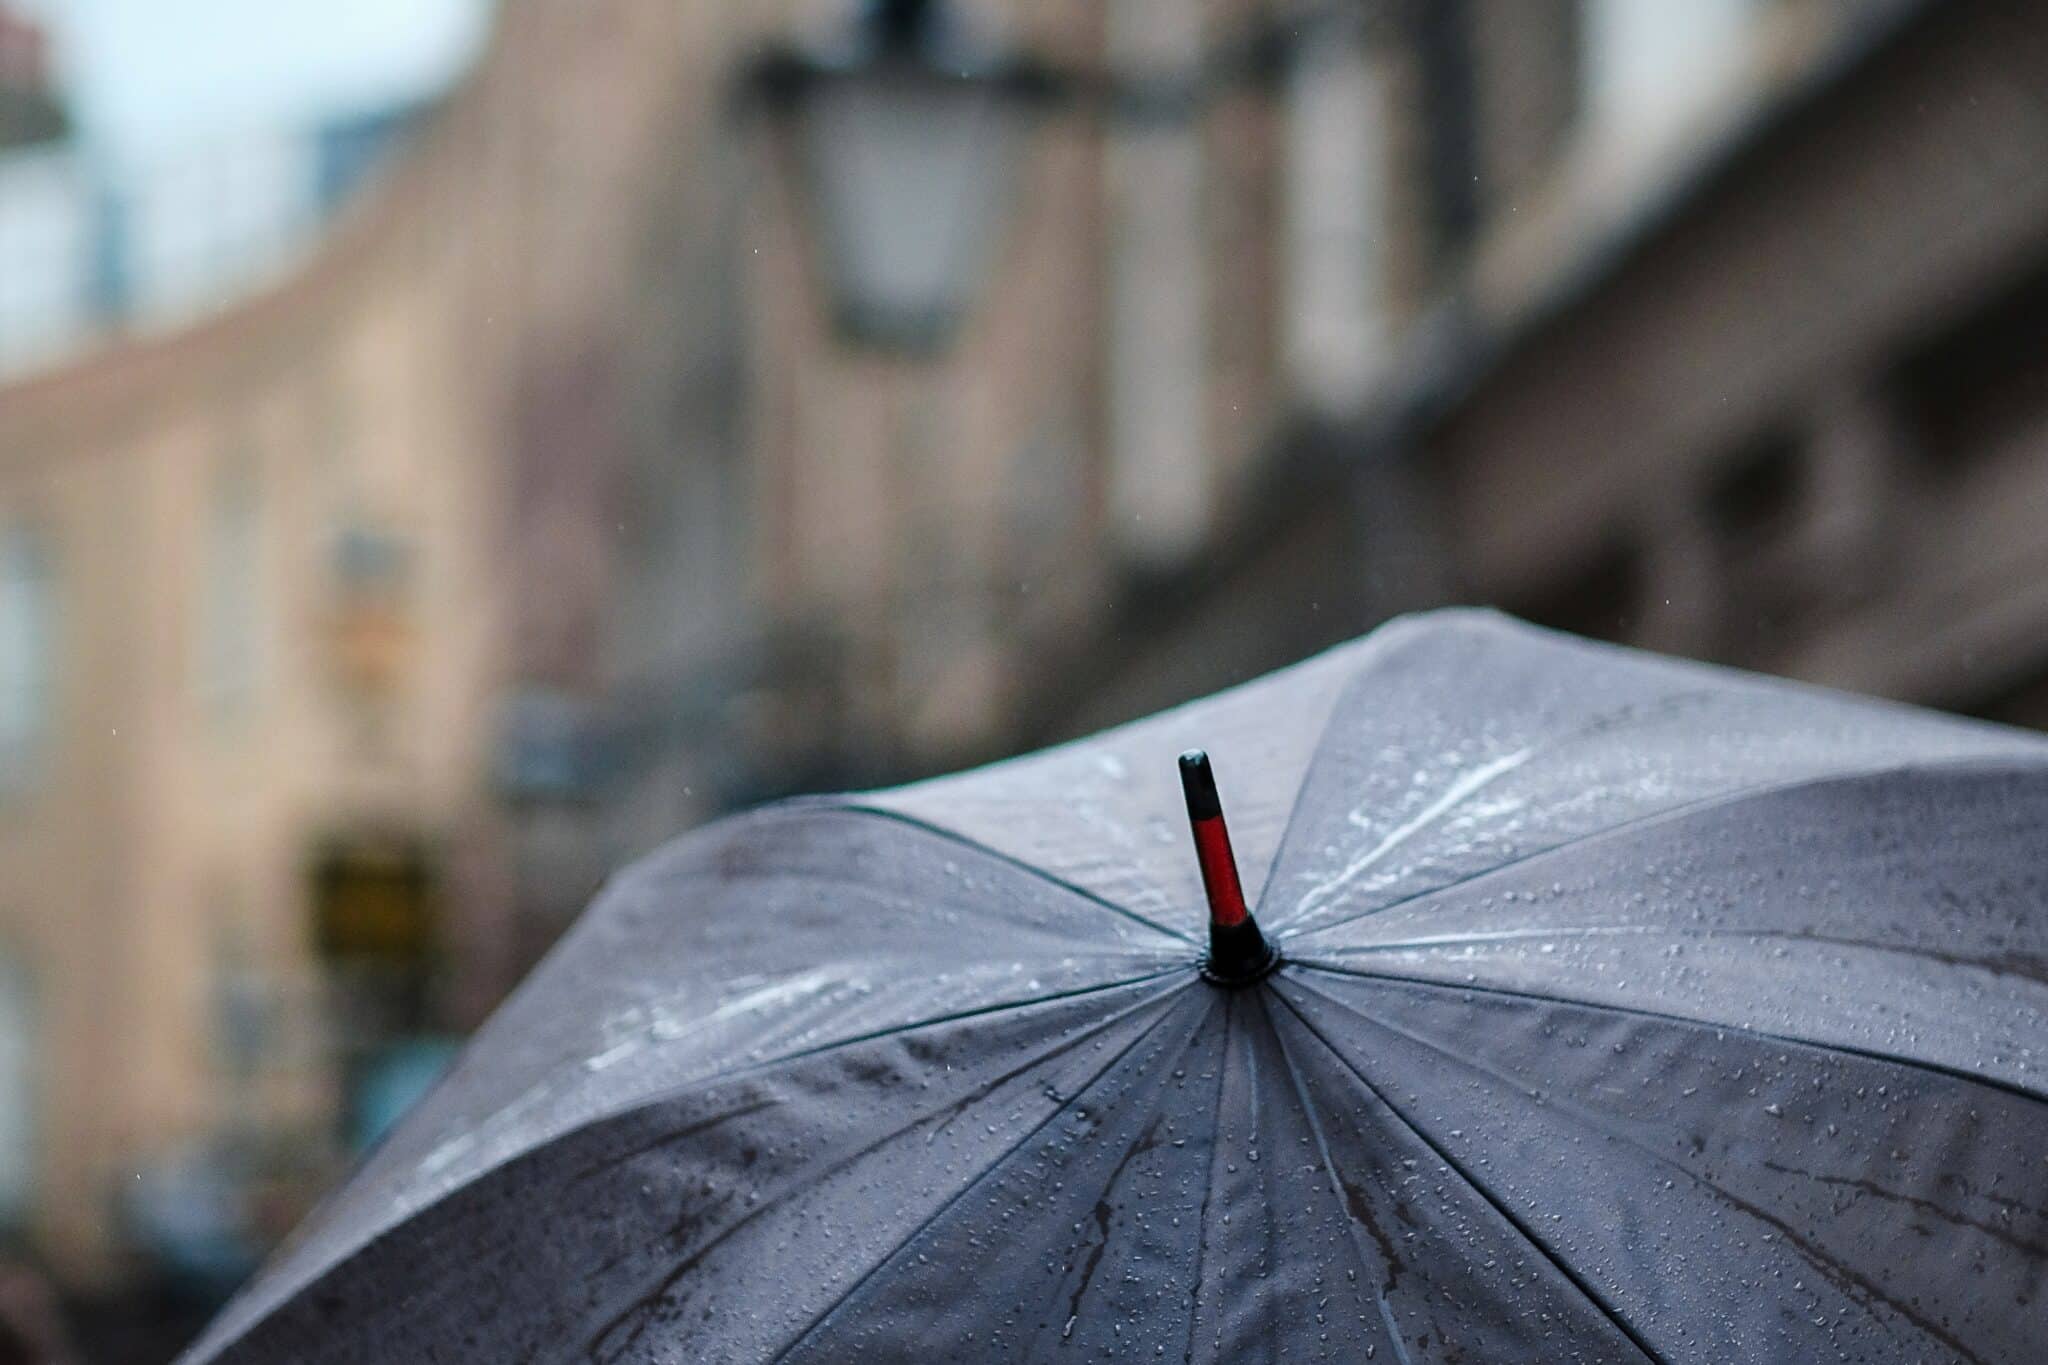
[0, 0, 771, 1317]
[0, 114, 495, 1300]
[4, 0, 2048, 1350]
[1431, 0, 2048, 733]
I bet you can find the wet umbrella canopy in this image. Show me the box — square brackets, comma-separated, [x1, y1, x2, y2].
[185, 611, 2048, 1362]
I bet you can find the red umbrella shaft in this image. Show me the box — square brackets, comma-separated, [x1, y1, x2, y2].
[1180, 750, 1275, 983]
[1190, 814, 1248, 927]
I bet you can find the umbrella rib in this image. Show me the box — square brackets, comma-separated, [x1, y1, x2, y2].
[563, 968, 1193, 1187]
[1276, 779, 1785, 942]
[827, 801, 1202, 945]
[1264, 984, 1672, 1365]
[669, 964, 1192, 1099]
[762, 989, 1213, 1363]
[1247, 661, 1394, 935]
[1277, 974, 2007, 1365]
[1280, 756, 2048, 943]
[1262, 687, 1723, 934]
[1261, 992, 1425, 1365]
[1305, 924, 2048, 990]
[569, 981, 1195, 1364]
[389, 970, 1192, 1237]
[205, 980, 1199, 1365]
[1178, 991, 1234, 1365]
[1287, 959, 2048, 1109]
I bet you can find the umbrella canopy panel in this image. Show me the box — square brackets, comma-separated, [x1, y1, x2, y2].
[185, 611, 2048, 1363]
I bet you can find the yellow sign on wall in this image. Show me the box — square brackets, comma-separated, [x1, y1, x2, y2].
[311, 839, 436, 970]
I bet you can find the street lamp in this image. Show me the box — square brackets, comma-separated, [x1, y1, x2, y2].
[743, 0, 1341, 353]
[747, 0, 1055, 353]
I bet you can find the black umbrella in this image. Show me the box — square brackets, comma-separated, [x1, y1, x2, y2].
[185, 611, 2048, 1362]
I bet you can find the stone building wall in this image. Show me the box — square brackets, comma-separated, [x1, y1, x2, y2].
[1436, 0, 2048, 722]
[0, 0, 767, 1286]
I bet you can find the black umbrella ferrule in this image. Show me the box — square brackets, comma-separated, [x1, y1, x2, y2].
[1179, 750, 1277, 985]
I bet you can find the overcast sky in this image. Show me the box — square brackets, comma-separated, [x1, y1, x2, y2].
[20, 0, 492, 157]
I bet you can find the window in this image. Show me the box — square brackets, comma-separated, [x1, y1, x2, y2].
[1473, 0, 1585, 208]
[1890, 255, 2048, 475]
[1105, 0, 1210, 566]
[0, 526, 54, 788]
[1414, 0, 1481, 265]
[0, 148, 93, 374]
[1512, 533, 1645, 643]
[1704, 428, 1804, 548]
[1701, 428, 1810, 663]
[1580, 0, 1757, 163]
[200, 462, 263, 716]
[1283, 19, 1387, 412]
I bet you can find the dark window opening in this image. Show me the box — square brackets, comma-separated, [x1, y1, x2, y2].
[1703, 428, 1804, 550]
[1414, 0, 1482, 269]
[1701, 428, 1811, 665]
[1474, 0, 1582, 208]
[1891, 254, 2048, 472]
[1965, 665, 2048, 734]
[1512, 533, 1644, 643]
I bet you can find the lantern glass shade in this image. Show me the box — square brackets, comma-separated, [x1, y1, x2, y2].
[798, 67, 1025, 351]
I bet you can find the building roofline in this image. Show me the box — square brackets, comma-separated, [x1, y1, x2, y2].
[0, 12, 522, 454]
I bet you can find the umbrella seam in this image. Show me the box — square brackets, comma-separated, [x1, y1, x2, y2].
[1263, 686, 1730, 934]
[556, 971, 1191, 1188]
[1262, 990, 1421, 1365]
[1223, 610, 1505, 914]
[442, 971, 1196, 1232]
[1304, 923, 2048, 992]
[1246, 649, 1395, 935]
[207, 975, 1192, 1365]
[1278, 974, 2005, 1365]
[761, 987, 1212, 1363]
[1280, 756, 2048, 943]
[569, 981, 1199, 1365]
[1265, 983, 1672, 1365]
[1179, 990, 1233, 1365]
[1286, 959, 2048, 1109]
[813, 799, 1205, 946]
[1278, 779, 1780, 943]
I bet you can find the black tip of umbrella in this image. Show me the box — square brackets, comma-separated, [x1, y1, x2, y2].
[1179, 750, 1277, 985]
